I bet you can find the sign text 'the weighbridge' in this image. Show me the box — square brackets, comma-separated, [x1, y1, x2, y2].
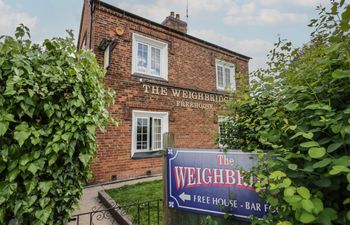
[143, 84, 230, 110]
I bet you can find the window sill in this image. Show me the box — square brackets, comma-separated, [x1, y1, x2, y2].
[216, 88, 235, 93]
[132, 73, 168, 82]
[131, 151, 162, 159]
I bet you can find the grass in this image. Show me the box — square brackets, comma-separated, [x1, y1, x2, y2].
[106, 180, 163, 225]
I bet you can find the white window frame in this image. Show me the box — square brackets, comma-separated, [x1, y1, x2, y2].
[132, 33, 168, 80]
[104, 44, 110, 69]
[218, 116, 231, 148]
[215, 59, 236, 91]
[131, 110, 169, 156]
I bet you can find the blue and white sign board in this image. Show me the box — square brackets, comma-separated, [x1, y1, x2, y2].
[167, 148, 269, 221]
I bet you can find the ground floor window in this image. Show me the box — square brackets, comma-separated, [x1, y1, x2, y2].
[132, 110, 168, 156]
[218, 116, 231, 147]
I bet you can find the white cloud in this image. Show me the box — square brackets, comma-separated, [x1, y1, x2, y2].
[119, 2, 169, 22]
[0, 0, 37, 36]
[112, 0, 327, 27]
[188, 0, 231, 13]
[258, 0, 327, 7]
[224, 3, 308, 25]
[113, 0, 231, 22]
[189, 29, 274, 71]
[240, 2, 256, 14]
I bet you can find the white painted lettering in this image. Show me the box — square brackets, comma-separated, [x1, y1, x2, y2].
[151, 85, 159, 95]
[187, 167, 196, 186]
[225, 170, 236, 185]
[143, 84, 151, 93]
[174, 167, 187, 190]
[160, 87, 167, 95]
[172, 88, 181, 97]
[198, 93, 204, 100]
[191, 92, 197, 99]
[202, 168, 212, 185]
[213, 168, 224, 184]
[182, 90, 188, 98]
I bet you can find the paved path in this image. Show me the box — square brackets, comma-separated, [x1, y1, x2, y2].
[69, 175, 162, 225]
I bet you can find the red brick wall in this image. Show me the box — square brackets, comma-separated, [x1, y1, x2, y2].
[77, 0, 91, 49]
[84, 2, 249, 183]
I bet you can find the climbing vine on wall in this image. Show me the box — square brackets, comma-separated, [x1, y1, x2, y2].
[0, 25, 115, 224]
[220, 1, 350, 224]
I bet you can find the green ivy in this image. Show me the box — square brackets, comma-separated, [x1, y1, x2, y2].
[0, 25, 115, 224]
[220, 1, 350, 224]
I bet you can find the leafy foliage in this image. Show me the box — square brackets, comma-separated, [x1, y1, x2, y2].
[0, 25, 115, 224]
[220, 1, 350, 224]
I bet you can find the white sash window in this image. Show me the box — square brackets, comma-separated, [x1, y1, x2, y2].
[216, 60, 236, 91]
[132, 33, 168, 80]
[132, 111, 169, 156]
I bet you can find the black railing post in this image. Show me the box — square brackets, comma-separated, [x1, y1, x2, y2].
[71, 198, 163, 225]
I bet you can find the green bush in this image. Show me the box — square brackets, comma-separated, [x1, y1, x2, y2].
[220, 1, 350, 224]
[0, 25, 114, 224]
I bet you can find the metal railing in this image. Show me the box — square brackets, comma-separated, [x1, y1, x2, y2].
[70, 198, 162, 225]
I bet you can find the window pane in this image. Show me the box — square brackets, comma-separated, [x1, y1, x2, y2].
[142, 134, 147, 141]
[133, 112, 167, 153]
[219, 122, 226, 139]
[217, 66, 223, 88]
[151, 47, 161, 75]
[137, 43, 148, 73]
[104, 45, 110, 69]
[136, 118, 149, 150]
[142, 142, 148, 149]
[142, 126, 148, 133]
[231, 69, 236, 90]
[152, 118, 162, 150]
[224, 68, 231, 89]
[218, 118, 230, 147]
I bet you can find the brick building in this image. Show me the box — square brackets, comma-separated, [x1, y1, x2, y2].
[78, 0, 250, 183]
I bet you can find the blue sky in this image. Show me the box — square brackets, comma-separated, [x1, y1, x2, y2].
[0, 0, 329, 71]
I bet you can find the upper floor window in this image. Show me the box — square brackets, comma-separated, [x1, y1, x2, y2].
[216, 60, 236, 91]
[132, 33, 168, 80]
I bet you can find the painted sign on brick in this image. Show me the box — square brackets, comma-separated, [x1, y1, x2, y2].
[166, 148, 269, 221]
